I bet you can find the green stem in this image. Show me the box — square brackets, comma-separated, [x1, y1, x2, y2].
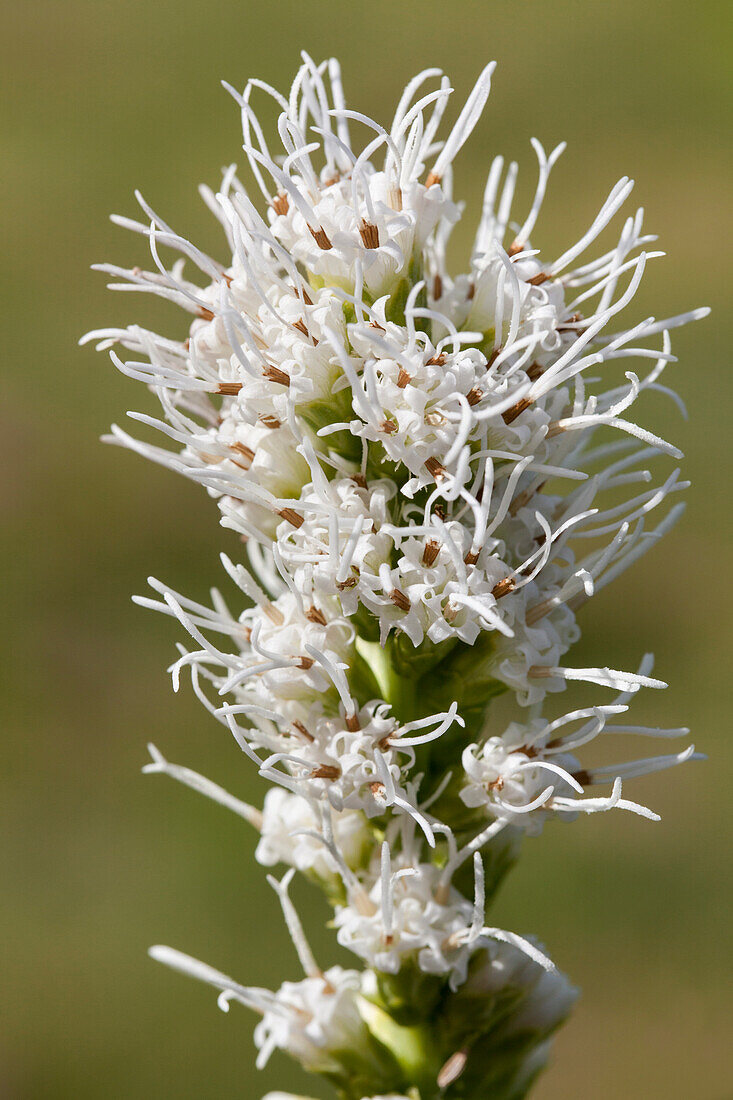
[355, 637, 417, 722]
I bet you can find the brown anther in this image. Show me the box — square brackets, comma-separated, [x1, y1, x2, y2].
[259, 414, 281, 429]
[263, 365, 290, 387]
[434, 503, 447, 521]
[351, 473, 367, 488]
[383, 933, 394, 946]
[337, 576, 358, 591]
[381, 418, 398, 435]
[434, 882, 450, 905]
[444, 602, 459, 623]
[502, 396, 533, 425]
[292, 720, 314, 742]
[390, 588, 411, 612]
[557, 312, 583, 332]
[298, 286, 313, 306]
[489, 777, 505, 793]
[272, 192, 289, 216]
[305, 606, 327, 626]
[464, 550, 479, 566]
[293, 318, 317, 345]
[388, 186, 403, 211]
[425, 170, 441, 188]
[526, 271, 550, 287]
[422, 539, 440, 567]
[486, 345, 502, 369]
[183, 338, 190, 351]
[432, 273, 443, 300]
[322, 173, 340, 188]
[263, 602, 285, 626]
[491, 576, 516, 600]
[467, 280, 475, 301]
[546, 421, 565, 439]
[217, 382, 243, 396]
[230, 442, 255, 465]
[310, 764, 341, 781]
[397, 367, 411, 389]
[466, 386, 483, 407]
[425, 411, 445, 427]
[277, 508, 305, 529]
[296, 656, 314, 670]
[425, 456, 446, 481]
[526, 361, 544, 382]
[572, 769, 592, 786]
[508, 239, 524, 257]
[528, 665, 553, 679]
[345, 713, 361, 732]
[308, 224, 332, 250]
[438, 1050, 469, 1090]
[376, 735, 392, 752]
[241, 625, 252, 642]
[426, 352, 446, 367]
[369, 781, 385, 796]
[525, 599, 550, 626]
[221, 272, 233, 287]
[198, 306, 215, 321]
[359, 220, 380, 249]
[369, 318, 385, 331]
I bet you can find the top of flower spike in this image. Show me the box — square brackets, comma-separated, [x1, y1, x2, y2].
[224, 55, 495, 280]
[88, 51, 706, 819]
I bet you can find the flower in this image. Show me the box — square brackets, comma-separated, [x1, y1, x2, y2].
[261, 1094, 318, 1100]
[252, 967, 368, 1073]
[255, 787, 371, 884]
[458, 672, 699, 834]
[334, 859, 475, 984]
[91, 52, 706, 1100]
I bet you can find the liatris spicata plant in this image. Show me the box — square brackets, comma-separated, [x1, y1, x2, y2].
[84, 55, 708, 1100]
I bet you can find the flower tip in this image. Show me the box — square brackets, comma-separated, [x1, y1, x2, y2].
[221, 79, 243, 105]
[148, 944, 175, 964]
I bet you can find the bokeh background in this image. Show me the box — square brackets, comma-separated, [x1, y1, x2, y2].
[3, 1, 731, 1097]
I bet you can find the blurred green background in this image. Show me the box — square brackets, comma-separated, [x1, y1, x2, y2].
[3, 1, 731, 1097]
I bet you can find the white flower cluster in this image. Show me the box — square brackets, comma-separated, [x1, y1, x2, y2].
[90, 55, 705, 1099]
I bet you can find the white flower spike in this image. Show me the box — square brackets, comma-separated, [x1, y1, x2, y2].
[90, 54, 705, 1100]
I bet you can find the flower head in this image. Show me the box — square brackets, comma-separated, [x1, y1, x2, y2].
[92, 53, 705, 1100]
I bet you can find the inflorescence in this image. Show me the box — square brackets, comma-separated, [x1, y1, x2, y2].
[85, 54, 706, 1100]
